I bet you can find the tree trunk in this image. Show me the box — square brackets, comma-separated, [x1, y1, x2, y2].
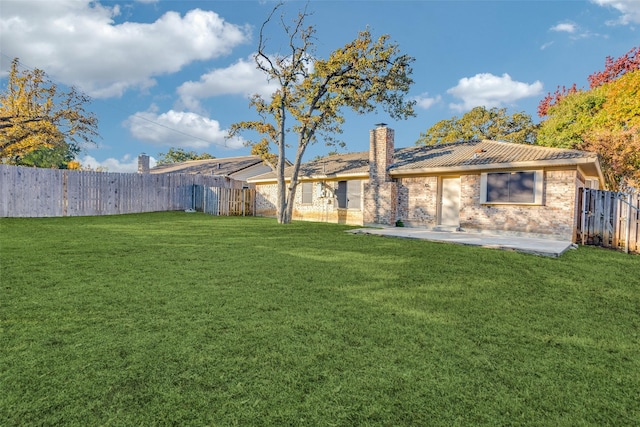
[279, 139, 309, 224]
[276, 105, 288, 224]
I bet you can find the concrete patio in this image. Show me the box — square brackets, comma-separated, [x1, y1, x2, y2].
[347, 227, 576, 257]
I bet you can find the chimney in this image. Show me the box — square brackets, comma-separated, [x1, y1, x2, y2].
[138, 154, 150, 173]
[369, 123, 394, 184]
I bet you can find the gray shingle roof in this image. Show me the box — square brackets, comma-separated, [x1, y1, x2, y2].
[391, 140, 597, 172]
[248, 140, 600, 182]
[150, 156, 263, 176]
[299, 151, 370, 177]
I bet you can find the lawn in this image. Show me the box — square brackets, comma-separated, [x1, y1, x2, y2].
[1, 212, 639, 426]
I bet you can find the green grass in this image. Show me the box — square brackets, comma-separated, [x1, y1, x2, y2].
[1, 212, 639, 426]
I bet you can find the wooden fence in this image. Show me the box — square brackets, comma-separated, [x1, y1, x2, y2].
[193, 185, 255, 216]
[0, 164, 252, 218]
[577, 188, 639, 254]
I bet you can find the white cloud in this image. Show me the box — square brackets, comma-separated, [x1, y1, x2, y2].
[177, 55, 278, 111]
[549, 21, 599, 40]
[591, 0, 640, 25]
[447, 73, 543, 112]
[79, 154, 154, 173]
[413, 93, 442, 110]
[0, 0, 251, 98]
[550, 22, 577, 33]
[540, 41, 555, 50]
[124, 108, 246, 150]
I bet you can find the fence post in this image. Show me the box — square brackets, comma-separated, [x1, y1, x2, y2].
[581, 187, 587, 246]
[626, 193, 632, 254]
[63, 170, 68, 217]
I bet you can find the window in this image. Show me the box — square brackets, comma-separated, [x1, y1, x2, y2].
[336, 180, 361, 209]
[481, 171, 543, 204]
[301, 182, 313, 204]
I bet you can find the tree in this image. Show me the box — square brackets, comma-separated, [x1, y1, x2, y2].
[0, 58, 98, 165]
[229, 3, 415, 223]
[15, 144, 81, 169]
[536, 89, 607, 149]
[156, 147, 215, 165]
[538, 46, 639, 118]
[416, 106, 537, 146]
[537, 65, 640, 190]
[581, 128, 640, 190]
[587, 46, 640, 88]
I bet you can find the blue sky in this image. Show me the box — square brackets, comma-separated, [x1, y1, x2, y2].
[1, 0, 638, 172]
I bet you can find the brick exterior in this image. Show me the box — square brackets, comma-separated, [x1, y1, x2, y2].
[253, 126, 595, 241]
[363, 125, 398, 226]
[254, 181, 365, 226]
[394, 170, 580, 240]
[363, 181, 397, 225]
[396, 176, 439, 227]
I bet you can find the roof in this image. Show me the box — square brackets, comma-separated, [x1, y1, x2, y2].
[150, 155, 264, 176]
[390, 140, 600, 175]
[248, 140, 602, 183]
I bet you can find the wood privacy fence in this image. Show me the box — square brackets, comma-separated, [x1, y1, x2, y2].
[193, 185, 255, 216]
[577, 188, 639, 254]
[0, 165, 254, 218]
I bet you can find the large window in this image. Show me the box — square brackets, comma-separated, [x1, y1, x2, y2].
[336, 180, 361, 209]
[301, 182, 313, 204]
[481, 171, 543, 204]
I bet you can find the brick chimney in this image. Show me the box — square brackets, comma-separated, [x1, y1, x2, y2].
[137, 154, 150, 173]
[369, 123, 394, 184]
[364, 124, 397, 226]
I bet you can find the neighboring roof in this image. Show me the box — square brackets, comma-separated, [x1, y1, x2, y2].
[248, 151, 369, 183]
[297, 151, 370, 178]
[150, 155, 264, 176]
[247, 140, 603, 183]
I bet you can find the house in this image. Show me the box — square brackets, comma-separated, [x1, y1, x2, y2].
[248, 124, 605, 242]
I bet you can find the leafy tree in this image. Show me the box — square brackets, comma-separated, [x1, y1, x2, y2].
[156, 147, 215, 165]
[536, 89, 607, 149]
[229, 3, 415, 223]
[416, 106, 537, 146]
[587, 46, 640, 88]
[581, 128, 640, 191]
[537, 65, 640, 190]
[15, 144, 81, 169]
[249, 139, 277, 167]
[538, 46, 639, 118]
[0, 58, 98, 165]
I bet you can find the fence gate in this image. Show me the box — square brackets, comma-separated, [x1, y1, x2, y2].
[577, 188, 639, 254]
[192, 185, 255, 216]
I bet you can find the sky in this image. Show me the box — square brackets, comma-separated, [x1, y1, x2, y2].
[1, 0, 639, 172]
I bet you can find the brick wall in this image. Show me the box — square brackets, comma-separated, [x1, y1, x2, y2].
[397, 176, 438, 227]
[363, 181, 397, 225]
[460, 170, 578, 240]
[254, 181, 365, 225]
[394, 170, 580, 240]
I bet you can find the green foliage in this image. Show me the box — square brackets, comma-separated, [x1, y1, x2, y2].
[0, 58, 98, 164]
[229, 3, 415, 223]
[537, 70, 640, 189]
[537, 89, 607, 149]
[417, 106, 537, 146]
[14, 142, 80, 168]
[1, 213, 639, 425]
[156, 147, 215, 165]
